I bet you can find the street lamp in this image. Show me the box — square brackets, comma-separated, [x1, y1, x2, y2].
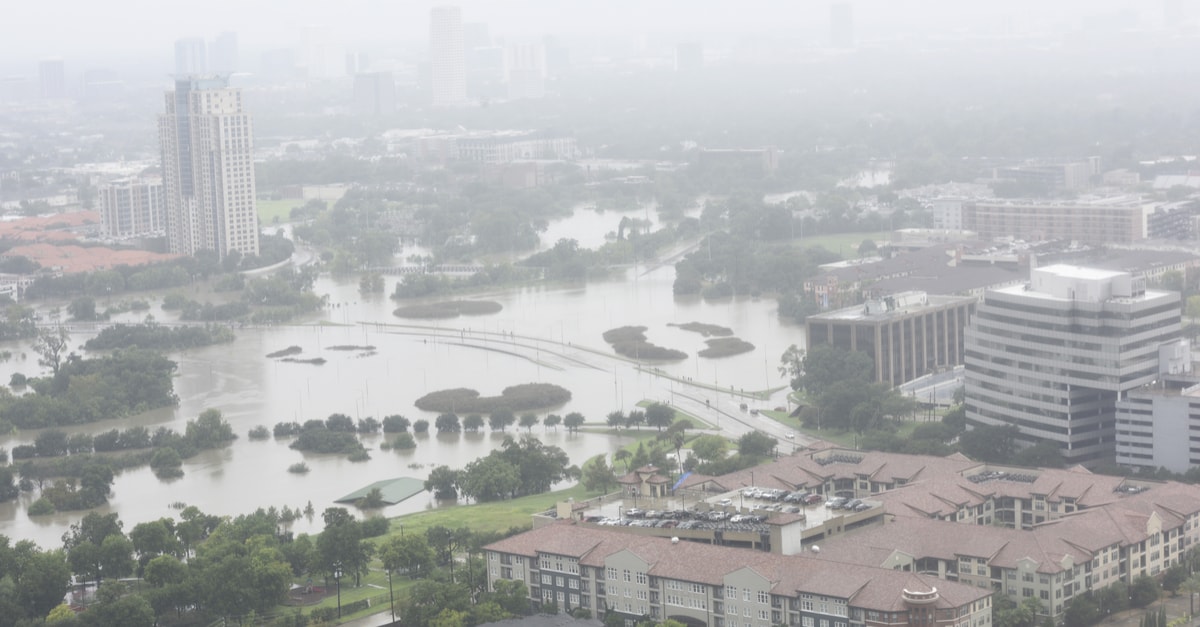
[334, 562, 343, 618]
[388, 566, 395, 622]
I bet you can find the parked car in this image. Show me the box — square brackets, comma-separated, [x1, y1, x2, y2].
[825, 497, 848, 509]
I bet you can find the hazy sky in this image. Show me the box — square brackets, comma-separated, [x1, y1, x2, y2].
[0, 0, 1175, 69]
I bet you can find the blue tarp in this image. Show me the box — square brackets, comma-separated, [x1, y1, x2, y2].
[671, 472, 692, 492]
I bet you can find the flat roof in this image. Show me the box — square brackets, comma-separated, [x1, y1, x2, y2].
[1035, 264, 1126, 281]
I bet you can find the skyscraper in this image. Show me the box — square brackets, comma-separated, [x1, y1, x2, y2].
[506, 43, 545, 100]
[830, 2, 854, 48]
[209, 32, 239, 74]
[175, 38, 208, 75]
[430, 5, 467, 106]
[158, 76, 259, 259]
[964, 265, 1182, 464]
[38, 58, 66, 99]
[353, 71, 396, 115]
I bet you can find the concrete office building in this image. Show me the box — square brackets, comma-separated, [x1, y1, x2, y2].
[806, 292, 977, 387]
[38, 58, 65, 99]
[964, 265, 1182, 464]
[353, 71, 396, 115]
[1114, 351, 1200, 473]
[99, 177, 164, 238]
[158, 76, 259, 259]
[430, 5, 467, 106]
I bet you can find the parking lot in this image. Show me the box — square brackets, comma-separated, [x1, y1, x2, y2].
[582, 487, 877, 536]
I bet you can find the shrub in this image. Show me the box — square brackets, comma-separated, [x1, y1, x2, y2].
[28, 497, 55, 516]
[288, 462, 310, 474]
[248, 426, 270, 440]
[392, 433, 416, 450]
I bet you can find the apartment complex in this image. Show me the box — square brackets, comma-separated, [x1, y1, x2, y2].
[485, 524, 992, 627]
[98, 177, 164, 238]
[158, 75, 260, 259]
[675, 447, 1200, 621]
[962, 198, 1146, 244]
[806, 292, 977, 386]
[430, 5, 467, 106]
[964, 265, 1182, 464]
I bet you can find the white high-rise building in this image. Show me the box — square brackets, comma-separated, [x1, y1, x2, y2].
[175, 38, 208, 75]
[99, 177, 164, 238]
[964, 265, 1182, 465]
[430, 5, 467, 106]
[158, 76, 259, 259]
[210, 32, 239, 74]
[506, 43, 545, 100]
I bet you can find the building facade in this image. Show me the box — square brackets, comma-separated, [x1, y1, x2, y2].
[158, 76, 260, 259]
[964, 265, 1182, 464]
[962, 199, 1145, 244]
[485, 524, 992, 627]
[806, 292, 977, 387]
[98, 177, 164, 238]
[430, 5, 467, 106]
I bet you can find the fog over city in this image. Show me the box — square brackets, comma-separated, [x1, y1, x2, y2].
[4, 1, 1200, 626]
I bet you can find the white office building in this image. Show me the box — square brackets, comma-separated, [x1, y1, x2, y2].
[430, 6, 467, 106]
[964, 265, 1182, 464]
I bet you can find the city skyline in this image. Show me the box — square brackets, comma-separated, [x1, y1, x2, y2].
[1, 0, 1187, 71]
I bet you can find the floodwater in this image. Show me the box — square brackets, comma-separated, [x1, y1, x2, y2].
[0, 210, 807, 548]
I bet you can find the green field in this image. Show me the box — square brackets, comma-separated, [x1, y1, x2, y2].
[257, 199, 303, 225]
[795, 231, 891, 259]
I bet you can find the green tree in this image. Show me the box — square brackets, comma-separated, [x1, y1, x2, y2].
[15, 548, 72, 619]
[737, 431, 778, 458]
[1063, 594, 1101, 627]
[519, 413, 539, 432]
[797, 344, 873, 393]
[691, 434, 729, 463]
[606, 411, 625, 430]
[543, 414, 562, 431]
[459, 456, 521, 502]
[463, 414, 485, 431]
[435, 413, 462, 433]
[488, 410, 516, 431]
[583, 456, 617, 493]
[959, 424, 1022, 463]
[645, 404, 674, 431]
[33, 326, 71, 376]
[1130, 574, 1160, 607]
[563, 412, 585, 433]
[379, 534, 435, 580]
[425, 465, 461, 500]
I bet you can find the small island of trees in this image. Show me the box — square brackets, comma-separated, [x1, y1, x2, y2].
[602, 326, 687, 360]
[414, 383, 571, 413]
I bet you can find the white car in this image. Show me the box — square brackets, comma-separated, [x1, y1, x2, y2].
[786, 432, 794, 439]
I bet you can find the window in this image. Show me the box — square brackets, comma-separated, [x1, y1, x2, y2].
[637, 572, 648, 585]
[624, 570, 631, 582]
[758, 591, 770, 604]
[729, 604, 737, 615]
[607, 568, 617, 580]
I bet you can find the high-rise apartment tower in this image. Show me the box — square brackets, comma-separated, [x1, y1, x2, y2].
[158, 76, 259, 259]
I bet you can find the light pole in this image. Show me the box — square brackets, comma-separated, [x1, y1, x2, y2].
[334, 562, 343, 618]
[388, 567, 395, 622]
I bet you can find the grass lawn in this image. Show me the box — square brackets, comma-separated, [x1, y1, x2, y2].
[258, 199, 303, 225]
[380, 482, 596, 540]
[796, 231, 891, 259]
[761, 409, 924, 448]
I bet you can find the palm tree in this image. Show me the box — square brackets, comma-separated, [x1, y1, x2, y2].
[614, 449, 632, 474]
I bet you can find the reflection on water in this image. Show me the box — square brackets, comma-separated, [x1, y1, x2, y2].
[0, 212, 806, 547]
